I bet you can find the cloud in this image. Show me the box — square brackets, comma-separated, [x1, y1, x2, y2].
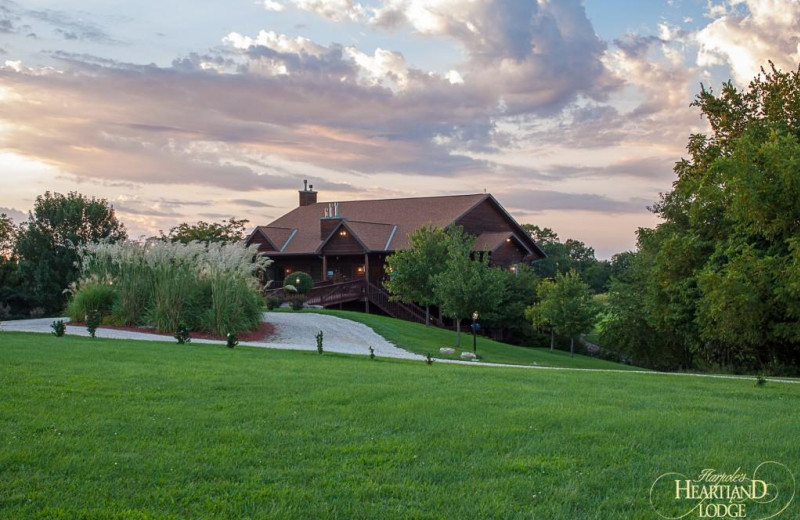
[228, 199, 274, 208]
[371, 0, 617, 115]
[288, 0, 366, 22]
[0, 0, 120, 44]
[696, 0, 800, 84]
[499, 189, 652, 215]
[262, 0, 286, 12]
[0, 206, 26, 223]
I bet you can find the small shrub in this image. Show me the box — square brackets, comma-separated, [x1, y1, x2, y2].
[288, 295, 305, 311]
[175, 324, 191, 344]
[283, 272, 313, 294]
[266, 295, 283, 310]
[51, 320, 67, 337]
[227, 332, 238, 348]
[316, 330, 324, 354]
[86, 310, 101, 338]
[425, 353, 434, 365]
[755, 376, 767, 387]
[369, 345, 375, 360]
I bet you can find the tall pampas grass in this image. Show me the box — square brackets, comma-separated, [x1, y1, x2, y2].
[75, 240, 271, 335]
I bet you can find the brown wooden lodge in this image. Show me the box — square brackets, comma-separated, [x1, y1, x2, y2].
[246, 181, 545, 324]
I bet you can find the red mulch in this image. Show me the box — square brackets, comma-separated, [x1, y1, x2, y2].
[67, 321, 275, 342]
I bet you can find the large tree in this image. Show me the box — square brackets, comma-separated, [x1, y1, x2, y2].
[626, 63, 800, 371]
[16, 192, 127, 312]
[433, 226, 505, 347]
[384, 224, 447, 326]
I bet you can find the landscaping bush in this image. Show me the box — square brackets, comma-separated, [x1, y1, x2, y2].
[283, 271, 313, 294]
[51, 319, 66, 337]
[86, 310, 101, 338]
[288, 295, 305, 311]
[72, 241, 271, 336]
[66, 274, 118, 323]
[266, 295, 283, 310]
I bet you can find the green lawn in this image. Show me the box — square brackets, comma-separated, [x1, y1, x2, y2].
[291, 308, 641, 370]
[1, 332, 798, 519]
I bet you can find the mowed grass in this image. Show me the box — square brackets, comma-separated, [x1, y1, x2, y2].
[299, 308, 641, 370]
[1, 332, 799, 519]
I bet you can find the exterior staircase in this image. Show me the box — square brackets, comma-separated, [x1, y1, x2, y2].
[269, 279, 436, 326]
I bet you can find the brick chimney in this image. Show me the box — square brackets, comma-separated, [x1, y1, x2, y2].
[299, 179, 317, 207]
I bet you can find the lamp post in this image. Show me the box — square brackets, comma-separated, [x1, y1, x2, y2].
[472, 310, 479, 354]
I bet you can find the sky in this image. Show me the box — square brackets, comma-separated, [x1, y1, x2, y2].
[0, 0, 798, 258]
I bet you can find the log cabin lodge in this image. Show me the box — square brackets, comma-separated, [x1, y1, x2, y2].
[245, 181, 545, 320]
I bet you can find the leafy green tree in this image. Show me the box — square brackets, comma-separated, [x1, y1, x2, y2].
[521, 223, 610, 292]
[16, 192, 126, 312]
[534, 270, 596, 357]
[634, 63, 800, 371]
[163, 217, 249, 244]
[525, 278, 555, 350]
[483, 264, 539, 342]
[433, 226, 505, 347]
[0, 213, 14, 260]
[600, 250, 686, 370]
[0, 213, 20, 307]
[384, 224, 447, 326]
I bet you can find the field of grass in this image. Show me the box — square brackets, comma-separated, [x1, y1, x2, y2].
[296, 308, 641, 370]
[1, 332, 798, 519]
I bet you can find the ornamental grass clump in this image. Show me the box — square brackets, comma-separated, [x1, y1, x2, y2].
[71, 240, 271, 336]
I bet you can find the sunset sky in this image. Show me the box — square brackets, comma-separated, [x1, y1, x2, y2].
[1, 0, 798, 257]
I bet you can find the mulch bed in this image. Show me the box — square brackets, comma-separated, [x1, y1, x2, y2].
[67, 321, 276, 342]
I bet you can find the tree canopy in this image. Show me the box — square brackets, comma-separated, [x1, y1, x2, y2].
[384, 224, 447, 326]
[606, 63, 800, 372]
[15, 192, 127, 312]
[162, 218, 249, 244]
[433, 226, 505, 346]
[529, 270, 595, 357]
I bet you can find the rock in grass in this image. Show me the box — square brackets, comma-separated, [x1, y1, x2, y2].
[439, 347, 456, 355]
[460, 352, 477, 360]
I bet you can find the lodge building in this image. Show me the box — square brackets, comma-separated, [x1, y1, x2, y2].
[245, 181, 545, 321]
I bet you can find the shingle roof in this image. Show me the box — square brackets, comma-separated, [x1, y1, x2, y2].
[472, 231, 513, 252]
[261, 193, 488, 254]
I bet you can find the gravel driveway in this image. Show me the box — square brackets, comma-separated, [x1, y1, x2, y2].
[0, 314, 424, 361]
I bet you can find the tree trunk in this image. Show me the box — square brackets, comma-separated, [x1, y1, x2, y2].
[425, 305, 430, 327]
[455, 320, 461, 347]
[570, 336, 574, 358]
[550, 329, 554, 351]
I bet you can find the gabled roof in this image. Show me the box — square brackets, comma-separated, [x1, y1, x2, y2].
[259, 194, 487, 254]
[249, 193, 545, 258]
[472, 232, 532, 255]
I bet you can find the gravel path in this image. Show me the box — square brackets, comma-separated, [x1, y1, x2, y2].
[3, 316, 799, 384]
[0, 314, 424, 361]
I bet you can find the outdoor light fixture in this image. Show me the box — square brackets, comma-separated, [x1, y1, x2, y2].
[339, 229, 347, 236]
[295, 277, 300, 285]
[506, 237, 511, 242]
[472, 311, 480, 355]
[357, 265, 364, 274]
[285, 268, 292, 274]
